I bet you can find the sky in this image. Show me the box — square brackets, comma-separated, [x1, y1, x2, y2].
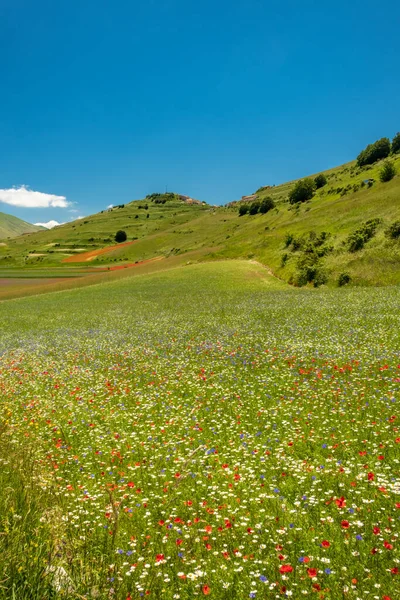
[0, 0, 399, 225]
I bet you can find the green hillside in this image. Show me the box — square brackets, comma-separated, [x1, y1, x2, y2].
[0, 211, 43, 239]
[1, 153, 400, 290]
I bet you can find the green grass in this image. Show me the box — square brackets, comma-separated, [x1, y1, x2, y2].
[1, 154, 400, 293]
[0, 261, 399, 599]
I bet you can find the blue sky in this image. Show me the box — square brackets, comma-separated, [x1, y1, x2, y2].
[0, 0, 399, 225]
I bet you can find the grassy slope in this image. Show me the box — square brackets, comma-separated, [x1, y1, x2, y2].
[0, 211, 43, 239]
[1, 154, 400, 290]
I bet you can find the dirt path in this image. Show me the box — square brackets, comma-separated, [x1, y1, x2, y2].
[62, 240, 137, 263]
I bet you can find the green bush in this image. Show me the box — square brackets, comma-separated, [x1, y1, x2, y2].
[338, 272, 351, 287]
[379, 160, 396, 182]
[249, 201, 260, 215]
[392, 132, 400, 154]
[284, 233, 294, 248]
[385, 221, 400, 239]
[356, 138, 391, 166]
[347, 219, 381, 252]
[289, 178, 315, 204]
[314, 173, 327, 189]
[115, 230, 127, 243]
[259, 197, 275, 214]
[238, 204, 249, 216]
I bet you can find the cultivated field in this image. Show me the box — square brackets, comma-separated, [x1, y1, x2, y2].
[0, 261, 399, 599]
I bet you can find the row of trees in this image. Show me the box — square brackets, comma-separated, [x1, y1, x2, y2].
[357, 133, 400, 167]
[239, 197, 275, 216]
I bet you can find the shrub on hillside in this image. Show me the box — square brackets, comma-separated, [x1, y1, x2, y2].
[338, 272, 351, 286]
[249, 201, 260, 215]
[314, 173, 327, 189]
[238, 204, 249, 216]
[385, 221, 400, 239]
[289, 178, 315, 204]
[284, 233, 294, 248]
[356, 138, 391, 167]
[115, 230, 127, 243]
[259, 197, 275, 214]
[347, 219, 381, 252]
[379, 160, 396, 182]
[392, 132, 400, 154]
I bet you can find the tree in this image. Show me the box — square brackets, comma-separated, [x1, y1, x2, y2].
[259, 197, 275, 213]
[356, 137, 391, 167]
[238, 204, 249, 216]
[392, 132, 400, 155]
[379, 160, 396, 182]
[289, 178, 315, 204]
[115, 230, 127, 243]
[314, 173, 327, 189]
[249, 201, 260, 215]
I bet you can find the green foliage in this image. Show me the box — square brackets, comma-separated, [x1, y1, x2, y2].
[238, 204, 249, 216]
[284, 233, 293, 248]
[314, 173, 327, 189]
[259, 197, 275, 213]
[379, 160, 396, 182]
[249, 201, 260, 215]
[115, 230, 127, 243]
[338, 272, 351, 286]
[392, 132, 400, 155]
[347, 219, 381, 252]
[289, 178, 315, 204]
[146, 192, 176, 203]
[385, 220, 400, 239]
[356, 137, 391, 167]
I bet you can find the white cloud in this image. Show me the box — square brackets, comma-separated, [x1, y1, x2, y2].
[0, 186, 69, 208]
[34, 220, 63, 229]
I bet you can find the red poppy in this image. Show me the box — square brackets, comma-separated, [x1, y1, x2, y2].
[279, 565, 293, 574]
[384, 541, 393, 550]
[391, 567, 399, 575]
[335, 496, 346, 509]
[373, 527, 381, 535]
[202, 585, 211, 595]
[307, 568, 318, 578]
[321, 540, 330, 548]
[155, 554, 165, 562]
[378, 455, 384, 461]
[368, 472, 375, 481]
[341, 520, 350, 529]
[382, 596, 392, 600]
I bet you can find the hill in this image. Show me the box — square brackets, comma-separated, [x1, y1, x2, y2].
[0, 211, 43, 239]
[1, 153, 400, 291]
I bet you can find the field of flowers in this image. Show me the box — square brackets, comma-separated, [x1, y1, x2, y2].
[0, 261, 399, 600]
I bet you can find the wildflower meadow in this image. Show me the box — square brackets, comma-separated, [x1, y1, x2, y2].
[0, 261, 399, 600]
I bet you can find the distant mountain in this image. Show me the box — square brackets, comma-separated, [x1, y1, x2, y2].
[0, 211, 44, 239]
[34, 220, 62, 229]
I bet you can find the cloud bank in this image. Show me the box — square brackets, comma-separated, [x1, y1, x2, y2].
[34, 220, 63, 229]
[0, 186, 69, 208]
